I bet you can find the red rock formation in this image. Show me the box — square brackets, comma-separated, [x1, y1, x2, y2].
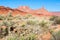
[18, 6, 31, 12]
[0, 6, 59, 16]
[0, 6, 27, 16]
[17, 6, 53, 17]
[50, 12, 60, 16]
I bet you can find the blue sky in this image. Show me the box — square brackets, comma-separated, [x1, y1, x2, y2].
[0, 0, 60, 11]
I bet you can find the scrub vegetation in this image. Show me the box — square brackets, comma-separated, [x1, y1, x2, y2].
[0, 12, 60, 40]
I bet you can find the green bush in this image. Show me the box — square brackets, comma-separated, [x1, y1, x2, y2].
[0, 13, 55, 40]
[0, 27, 8, 38]
[0, 15, 5, 20]
[20, 33, 36, 40]
[49, 16, 58, 21]
[51, 30, 60, 40]
[50, 16, 60, 24]
[7, 36, 18, 40]
[54, 17, 60, 24]
[28, 33, 36, 40]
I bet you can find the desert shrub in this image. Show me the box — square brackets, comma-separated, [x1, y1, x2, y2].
[20, 33, 37, 40]
[14, 15, 22, 20]
[50, 16, 60, 24]
[0, 26, 8, 38]
[55, 30, 60, 40]
[0, 15, 5, 20]
[3, 20, 12, 27]
[50, 30, 60, 40]
[7, 12, 12, 17]
[7, 34, 18, 40]
[0, 13, 54, 40]
[39, 19, 52, 29]
[24, 14, 32, 19]
[0, 21, 8, 38]
[0, 12, 13, 20]
[27, 33, 36, 40]
[0, 21, 4, 26]
[27, 20, 36, 25]
[7, 33, 36, 40]
[5, 12, 13, 20]
[49, 16, 58, 21]
[54, 17, 60, 24]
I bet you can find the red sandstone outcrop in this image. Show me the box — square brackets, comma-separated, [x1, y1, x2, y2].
[0, 6, 59, 16]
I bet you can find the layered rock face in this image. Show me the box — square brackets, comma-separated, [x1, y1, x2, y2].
[0, 6, 59, 16]
[0, 6, 27, 16]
